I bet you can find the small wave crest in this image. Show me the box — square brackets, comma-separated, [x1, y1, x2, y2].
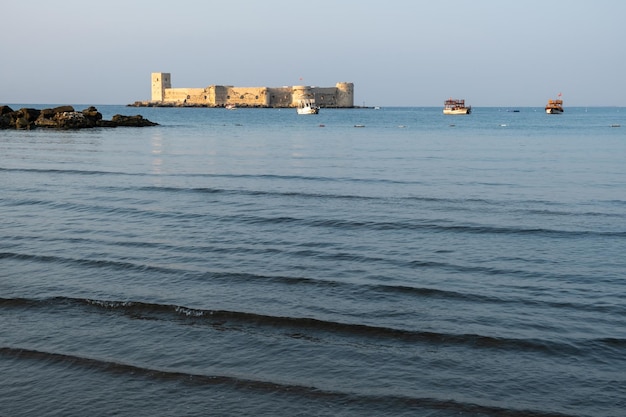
[234, 215, 626, 238]
[0, 346, 572, 417]
[0, 296, 610, 357]
[0, 251, 180, 275]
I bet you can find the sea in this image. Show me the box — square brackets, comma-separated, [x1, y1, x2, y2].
[1, 105, 625, 417]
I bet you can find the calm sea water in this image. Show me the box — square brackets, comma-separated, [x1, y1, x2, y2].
[1, 106, 625, 416]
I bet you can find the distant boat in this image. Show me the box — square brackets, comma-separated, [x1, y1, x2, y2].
[545, 94, 564, 114]
[296, 99, 320, 115]
[443, 98, 471, 115]
[225, 104, 237, 110]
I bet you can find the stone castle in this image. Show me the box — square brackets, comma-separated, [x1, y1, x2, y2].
[141, 73, 354, 108]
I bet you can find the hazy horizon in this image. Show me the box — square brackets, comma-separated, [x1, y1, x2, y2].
[2, 1, 625, 107]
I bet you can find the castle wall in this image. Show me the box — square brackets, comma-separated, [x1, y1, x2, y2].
[313, 87, 341, 107]
[207, 85, 229, 105]
[224, 87, 269, 107]
[149, 73, 354, 108]
[163, 88, 207, 104]
[267, 87, 293, 107]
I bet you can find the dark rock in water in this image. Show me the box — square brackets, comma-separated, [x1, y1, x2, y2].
[0, 105, 15, 115]
[0, 105, 158, 130]
[16, 116, 31, 130]
[54, 112, 94, 129]
[96, 119, 118, 128]
[19, 107, 41, 121]
[110, 114, 158, 127]
[1, 107, 41, 129]
[82, 106, 103, 122]
[40, 105, 75, 117]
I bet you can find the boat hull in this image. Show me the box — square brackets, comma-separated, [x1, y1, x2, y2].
[443, 108, 471, 115]
[545, 108, 563, 114]
[297, 108, 319, 115]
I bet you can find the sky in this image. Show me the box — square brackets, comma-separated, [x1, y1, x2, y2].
[2, 0, 625, 107]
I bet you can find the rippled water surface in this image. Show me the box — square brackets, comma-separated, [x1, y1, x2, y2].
[2, 106, 625, 416]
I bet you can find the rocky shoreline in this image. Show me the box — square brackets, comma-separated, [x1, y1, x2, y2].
[0, 105, 158, 130]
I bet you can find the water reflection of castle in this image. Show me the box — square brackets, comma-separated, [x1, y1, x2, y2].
[139, 73, 354, 108]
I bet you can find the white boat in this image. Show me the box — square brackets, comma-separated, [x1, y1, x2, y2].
[225, 104, 237, 110]
[296, 99, 320, 115]
[545, 94, 563, 114]
[443, 98, 471, 115]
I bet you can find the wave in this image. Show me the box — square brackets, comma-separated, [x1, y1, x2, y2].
[2, 296, 621, 358]
[0, 166, 411, 185]
[50, 181, 626, 219]
[0, 252, 180, 275]
[228, 214, 626, 238]
[3, 166, 625, 216]
[1, 197, 188, 221]
[134, 184, 384, 202]
[0, 166, 142, 177]
[4, 180, 624, 238]
[4, 165, 621, 212]
[2, 249, 623, 316]
[0, 346, 573, 417]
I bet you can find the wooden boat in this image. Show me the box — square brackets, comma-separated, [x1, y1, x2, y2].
[297, 99, 320, 115]
[443, 98, 471, 115]
[545, 94, 564, 114]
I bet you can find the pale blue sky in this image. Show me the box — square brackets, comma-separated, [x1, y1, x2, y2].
[2, 1, 625, 106]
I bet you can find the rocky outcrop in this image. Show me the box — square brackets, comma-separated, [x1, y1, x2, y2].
[110, 114, 159, 127]
[0, 105, 158, 130]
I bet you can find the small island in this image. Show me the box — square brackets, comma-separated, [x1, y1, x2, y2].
[0, 105, 158, 130]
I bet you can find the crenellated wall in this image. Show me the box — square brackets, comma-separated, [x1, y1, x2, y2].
[149, 73, 354, 108]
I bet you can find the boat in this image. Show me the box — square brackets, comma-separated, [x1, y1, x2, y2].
[225, 104, 237, 110]
[545, 94, 564, 114]
[296, 99, 320, 115]
[443, 98, 471, 115]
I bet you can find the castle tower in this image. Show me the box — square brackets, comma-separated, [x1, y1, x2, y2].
[151, 72, 171, 102]
[291, 85, 314, 106]
[335, 82, 354, 107]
